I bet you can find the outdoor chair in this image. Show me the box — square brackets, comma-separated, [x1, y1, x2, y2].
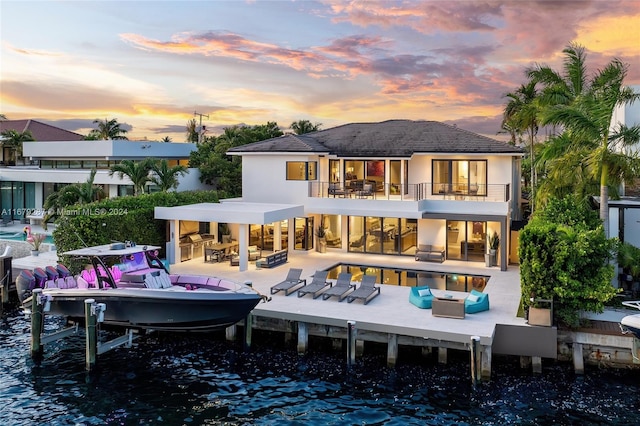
[464, 289, 490, 314]
[409, 285, 434, 309]
[321, 272, 355, 301]
[270, 268, 306, 296]
[346, 274, 381, 305]
[248, 245, 260, 261]
[297, 270, 331, 299]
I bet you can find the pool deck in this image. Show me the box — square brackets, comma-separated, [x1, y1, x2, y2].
[171, 251, 525, 347]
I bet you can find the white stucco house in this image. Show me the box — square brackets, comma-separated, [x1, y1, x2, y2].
[0, 139, 204, 223]
[156, 120, 524, 272]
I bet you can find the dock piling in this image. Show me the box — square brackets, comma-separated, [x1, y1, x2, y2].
[84, 299, 98, 372]
[470, 336, 480, 385]
[30, 288, 45, 361]
[347, 320, 356, 366]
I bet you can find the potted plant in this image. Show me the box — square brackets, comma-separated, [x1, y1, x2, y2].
[219, 223, 231, 243]
[488, 231, 499, 255]
[315, 225, 326, 253]
[27, 232, 46, 256]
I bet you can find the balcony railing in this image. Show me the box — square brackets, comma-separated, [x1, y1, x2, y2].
[309, 181, 510, 202]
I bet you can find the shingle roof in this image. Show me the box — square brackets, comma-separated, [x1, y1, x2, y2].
[228, 120, 523, 157]
[0, 119, 84, 141]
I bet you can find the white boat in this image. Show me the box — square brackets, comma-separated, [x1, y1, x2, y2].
[620, 301, 640, 339]
[17, 243, 266, 332]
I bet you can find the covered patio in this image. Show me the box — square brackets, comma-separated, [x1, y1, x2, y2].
[155, 201, 305, 272]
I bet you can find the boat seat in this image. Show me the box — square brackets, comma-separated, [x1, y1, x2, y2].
[177, 275, 209, 286]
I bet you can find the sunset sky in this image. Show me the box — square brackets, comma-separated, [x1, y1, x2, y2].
[1, 0, 639, 141]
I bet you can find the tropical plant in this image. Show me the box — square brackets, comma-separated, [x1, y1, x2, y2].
[488, 231, 499, 251]
[315, 225, 326, 239]
[528, 43, 640, 237]
[26, 230, 46, 251]
[186, 119, 198, 143]
[617, 242, 640, 282]
[109, 158, 155, 195]
[151, 159, 188, 192]
[519, 195, 617, 327]
[502, 79, 540, 213]
[161, 136, 172, 142]
[291, 119, 322, 135]
[42, 168, 105, 228]
[89, 118, 129, 140]
[0, 129, 35, 159]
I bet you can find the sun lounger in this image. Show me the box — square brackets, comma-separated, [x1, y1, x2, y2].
[270, 268, 306, 295]
[297, 270, 332, 299]
[322, 272, 355, 301]
[346, 274, 381, 305]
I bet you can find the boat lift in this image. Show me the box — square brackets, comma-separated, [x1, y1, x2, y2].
[28, 288, 138, 371]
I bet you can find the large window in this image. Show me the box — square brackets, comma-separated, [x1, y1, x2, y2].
[432, 160, 487, 196]
[347, 215, 417, 256]
[286, 161, 317, 180]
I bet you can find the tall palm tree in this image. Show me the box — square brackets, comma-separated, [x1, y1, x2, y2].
[186, 119, 198, 143]
[537, 46, 640, 236]
[502, 79, 540, 213]
[90, 118, 129, 140]
[161, 136, 172, 143]
[151, 159, 188, 192]
[291, 119, 322, 135]
[109, 158, 155, 195]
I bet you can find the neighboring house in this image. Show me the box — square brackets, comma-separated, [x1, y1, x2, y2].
[0, 119, 84, 165]
[157, 120, 524, 271]
[1, 140, 204, 223]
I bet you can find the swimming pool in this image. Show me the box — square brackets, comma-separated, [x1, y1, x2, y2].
[0, 231, 55, 244]
[325, 262, 488, 292]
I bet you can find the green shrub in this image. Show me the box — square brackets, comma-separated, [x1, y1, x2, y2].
[519, 196, 618, 328]
[52, 190, 219, 273]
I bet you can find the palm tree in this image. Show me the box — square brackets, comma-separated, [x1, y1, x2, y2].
[536, 45, 640, 236]
[0, 129, 35, 163]
[109, 158, 155, 195]
[42, 169, 104, 228]
[502, 79, 540, 213]
[151, 159, 188, 192]
[161, 136, 172, 143]
[90, 118, 129, 140]
[186, 119, 198, 143]
[291, 119, 322, 135]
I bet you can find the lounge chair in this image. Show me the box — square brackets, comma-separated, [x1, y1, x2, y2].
[464, 289, 490, 314]
[297, 270, 332, 299]
[346, 274, 381, 305]
[409, 285, 434, 309]
[270, 268, 306, 296]
[322, 272, 355, 301]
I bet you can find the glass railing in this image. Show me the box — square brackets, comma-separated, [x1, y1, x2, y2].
[309, 181, 510, 202]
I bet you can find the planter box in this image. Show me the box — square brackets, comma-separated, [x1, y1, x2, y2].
[528, 307, 552, 327]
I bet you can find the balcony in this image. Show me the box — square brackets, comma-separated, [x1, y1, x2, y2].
[309, 181, 511, 203]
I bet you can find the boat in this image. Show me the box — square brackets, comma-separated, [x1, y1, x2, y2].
[17, 243, 267, 332]
[620, 301, 640, 339]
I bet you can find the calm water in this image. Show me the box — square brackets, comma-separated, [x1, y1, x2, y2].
[2, 306, 640, 425]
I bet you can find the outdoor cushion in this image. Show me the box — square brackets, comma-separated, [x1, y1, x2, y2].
[465, 289, 489, 314]
[418, 288, 432, 297]
[409, 285, 434, 309]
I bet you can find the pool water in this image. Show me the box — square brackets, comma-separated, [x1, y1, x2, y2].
[0, 231, 54, 244]
[325, 262, 488, 292]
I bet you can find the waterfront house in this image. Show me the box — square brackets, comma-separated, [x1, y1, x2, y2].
[157, 120, 524, 272]
[0, 136, 204, 223]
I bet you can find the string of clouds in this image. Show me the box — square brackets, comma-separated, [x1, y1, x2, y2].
[1, 0, 638, 141]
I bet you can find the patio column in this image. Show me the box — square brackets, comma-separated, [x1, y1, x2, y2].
[238, 223, 249, 272]
[168, 220, 178, 265]
[273, 222, 282, 251]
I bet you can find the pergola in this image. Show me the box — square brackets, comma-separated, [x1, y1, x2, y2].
[155, 201, 305, 271]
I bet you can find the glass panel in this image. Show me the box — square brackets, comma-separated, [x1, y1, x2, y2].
[447, 220, 463, 260]
[344, 160, 364, 190]
[286, 162, 306, 180]
[432, 160, 449, 194]
[294, 217, 313, 250]
[365, 216, 382, 253]
[12, 182, 25, 219]
[390, 160, 401, 195]
[381, 217, 398, 254]
[24, 182, 36, 211]
[366, 160, 384, 193]
[398, 218, 417, 255]
[249, 224, 262, 248]
[118, 185, 134, 197]
[40, 160, 53, 169]
[348, 216, 365, 253]
[324, 214, 341, 248]
[307, 162, 317, 180]
[329, 159, 340, 183]
[469, 160, 487, 195]
[280, 220, 288, 250]
[467, 221, 486, 262]
[1, 182, 12, 220]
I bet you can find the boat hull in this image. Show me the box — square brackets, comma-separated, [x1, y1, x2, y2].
[620, 314, 640, 339]
[23, 288, 262, 332]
